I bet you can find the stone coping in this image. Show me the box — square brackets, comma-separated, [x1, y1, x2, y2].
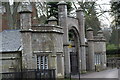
[87, 39, 106, 42]
[33, 51, 63, 56]
[20, 29, 64, 34]
[0, 51, 21, 54]
[0, 57, 20, 60]
[32, 24, 62, 29]
[33, 51, 63, 53]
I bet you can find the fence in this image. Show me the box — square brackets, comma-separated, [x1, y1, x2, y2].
[0, 69, 56, 80]
[107, 57, 120, 68]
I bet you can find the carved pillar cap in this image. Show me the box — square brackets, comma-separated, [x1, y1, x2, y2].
[48, 16, 57, 21]
[97, 30, 103, 34]
[87, 27, 93, 31]
[17, 2, 32, 13]
[57, 1, 67, 5]
[48, 16, 57, 25]
[97, 30, 104, 37]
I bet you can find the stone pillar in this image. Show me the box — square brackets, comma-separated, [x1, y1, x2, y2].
[58, 1, 67, 27]
[18, 2, 37, 69]
[101, 53, 104, 69]
[48, 16, 57, 25]
[87, 27, 95, 71]
[97, 30, 104, 37]
[47, 16, 64, 78]
[76, 7, 86, 72]
[18, 3, 32, 30]
[58, 1, 70, 77]
[104, 52, 107, 68]
[48, 54, 57, 76]
[97, 30, 106, 69]
[0, 2, 2, 75]
[56, 54, 64, 78]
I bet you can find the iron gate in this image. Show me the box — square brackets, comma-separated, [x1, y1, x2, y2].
[0, 69, 56, 80]
[70, 52, 79, 74]
[107, 57, 120, 68]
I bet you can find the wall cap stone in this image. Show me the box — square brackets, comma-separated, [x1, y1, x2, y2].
[97, 30, 103, 34]
[57, 1, 67, 5]
[20, 30, 64, 34]
[47, 16, 57, 21]
[87, 27, 93, 31]
[33, 24, 63, 29]
[33, 51, 52, 53]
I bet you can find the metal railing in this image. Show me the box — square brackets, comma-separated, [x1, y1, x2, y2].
[107, 57, 120, 68]
[0, 69, 56, 80]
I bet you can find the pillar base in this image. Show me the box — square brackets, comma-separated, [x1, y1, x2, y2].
[80, 70, 87, 74]
[64, 73, 71, 78]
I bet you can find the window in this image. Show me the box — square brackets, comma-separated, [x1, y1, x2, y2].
[94, 53, 101, 65]
[37, 56, 48, 69]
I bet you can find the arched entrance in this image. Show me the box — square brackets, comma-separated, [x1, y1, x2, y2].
[69, 28, 80, 74]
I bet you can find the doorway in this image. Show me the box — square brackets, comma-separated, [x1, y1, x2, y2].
[69, 29, 79, 74]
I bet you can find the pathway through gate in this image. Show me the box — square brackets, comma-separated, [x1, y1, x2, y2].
[72, 68, 119, 79]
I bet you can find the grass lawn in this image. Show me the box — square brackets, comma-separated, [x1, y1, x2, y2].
[56, 78, 79, 80]
[64, 79, 79, 80]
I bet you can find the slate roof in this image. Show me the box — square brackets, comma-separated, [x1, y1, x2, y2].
[0, 30, 22, 52]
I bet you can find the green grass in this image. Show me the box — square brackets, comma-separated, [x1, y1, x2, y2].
[64, 78, 78, 80]
[56, 78, 78, 80]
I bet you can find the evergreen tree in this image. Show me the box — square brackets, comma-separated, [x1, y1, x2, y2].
[47, 2, 72, 19]
[77, 2, 101, 35]
[110, 1, 120, 45]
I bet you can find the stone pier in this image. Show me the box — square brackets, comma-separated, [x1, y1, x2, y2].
[18, 3, 37, 69]
[58, 1, 71, 77]
[76, 7, 86, 72]
[87, 27, 95, 71]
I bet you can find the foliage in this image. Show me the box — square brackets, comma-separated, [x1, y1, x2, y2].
[77, 2, 101, 35]
[110, 1, 120, 45]
[106, 44, 117, 50]
[47, 2, 73, 19]
[109, 27, 118, 44]
[2, 2, 20, 29]
[106, 49, 120, 56]
[2, 1, 100, 33]
[106, 43, 120, 56]
[111, 1, 120, 27]
[35, 2, 73, 24]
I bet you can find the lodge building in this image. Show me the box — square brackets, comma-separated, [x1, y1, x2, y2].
[0, 1, 107, 78]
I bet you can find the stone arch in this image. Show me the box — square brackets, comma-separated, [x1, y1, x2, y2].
[68, 26, 81, 74]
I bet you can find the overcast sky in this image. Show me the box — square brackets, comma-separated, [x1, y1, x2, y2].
[96, 0, 112, 28]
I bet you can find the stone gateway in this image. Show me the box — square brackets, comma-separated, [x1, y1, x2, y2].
[0, 1, 107, 78]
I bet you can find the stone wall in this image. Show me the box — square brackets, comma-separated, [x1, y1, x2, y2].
[94, 35, 106, 70]
[67, 16, 79, 31]
[0, 51, 21, 73]
[31, 25, 64, 78]
[32, 25, 63, 52]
